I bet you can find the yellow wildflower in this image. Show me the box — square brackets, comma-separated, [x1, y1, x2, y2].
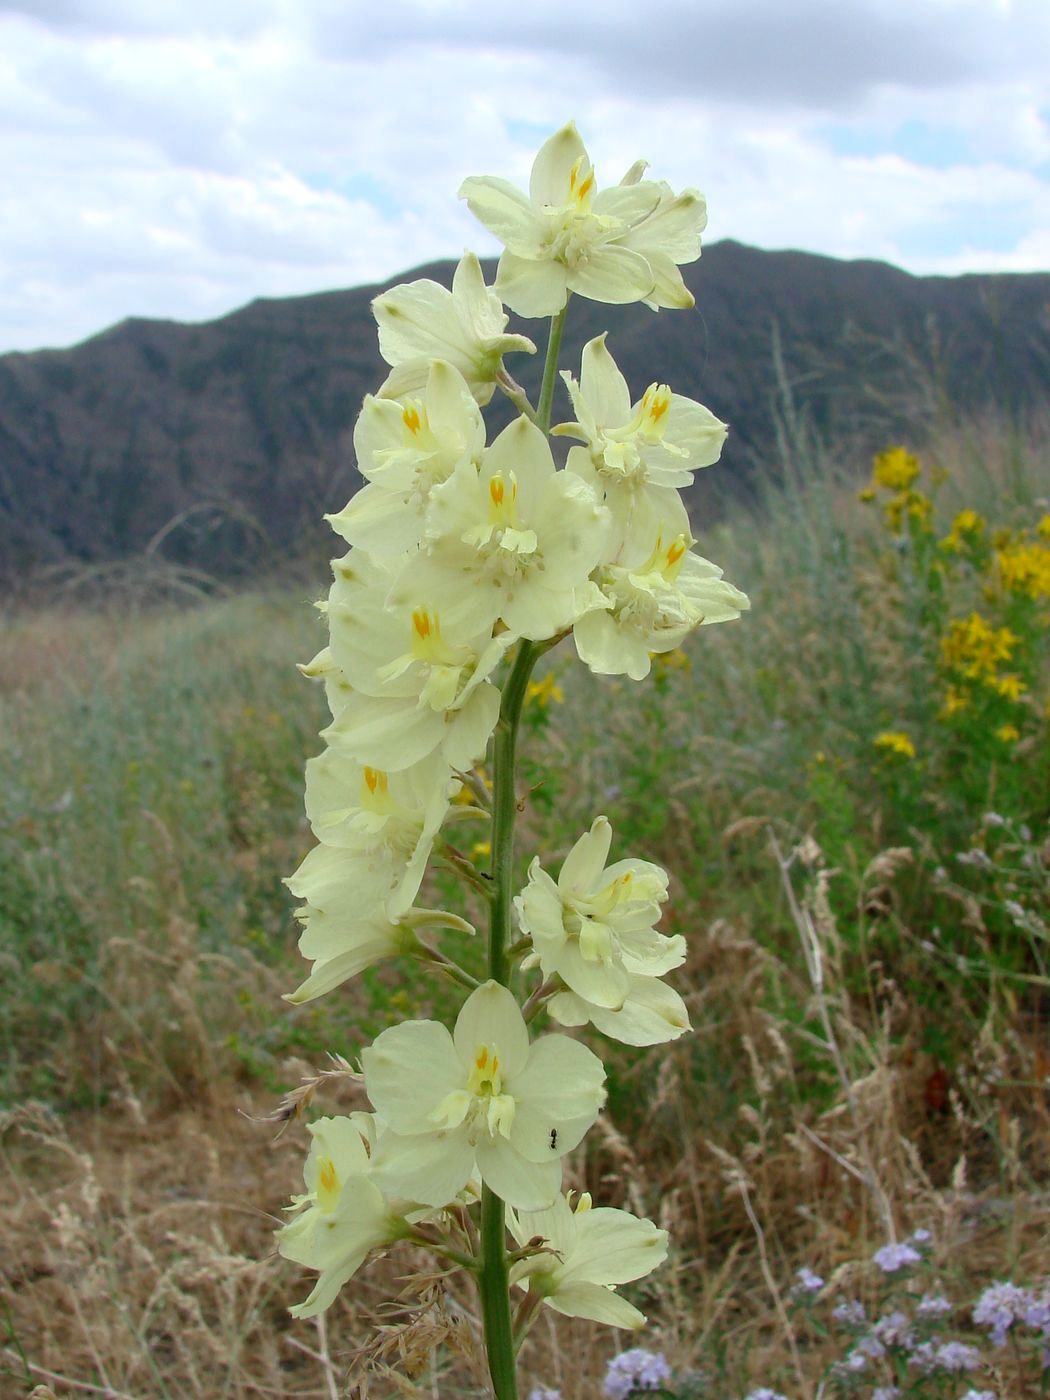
[941, 508, 985, 553]
[939, 686, 970, 719]
[874, 731, 916, 760]
[994, 673, 1026, 700]
[872, 446, 921, 491]
[995, 724, 1020, 744]
[941, 613, 1018, 683]
[996, 541, 1050, 600]
[858, 487, 876, 504]
[471, 839, 492, 861]
[1037, 514, 1050, 540]
[651, 647, 692, 673]
[907, 491, 933, 526]
[526, 673, 565, 707]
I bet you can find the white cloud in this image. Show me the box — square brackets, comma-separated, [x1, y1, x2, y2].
[0, 0, 1047, 351]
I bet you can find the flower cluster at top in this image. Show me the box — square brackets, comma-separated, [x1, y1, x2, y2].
[274, 122, 749, 1326]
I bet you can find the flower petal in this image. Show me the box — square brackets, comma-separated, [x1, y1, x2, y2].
[495, 251, 570, 318]
[546, 1280, 646, 1328]
[559, 816, 613, 894]
[458, 175, 539, 251]
[507, 1035, 606, 1161]
[373, 1126, 476, 1208]
[566, 1207, 668, 1286]
[529, 121, 589, 208]
[453, 980, 529, 1078]
[362, 1019, 463, 1134]
[475, 1138, 562, 1211]
[567, 245, 654, 305]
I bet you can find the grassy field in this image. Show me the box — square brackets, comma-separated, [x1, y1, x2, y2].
[1, 411, 1048, 1398]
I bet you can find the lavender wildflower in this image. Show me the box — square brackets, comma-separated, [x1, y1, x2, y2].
[917, 1292, 952, 1316]
[832, 1299, 867, 1326]
[973, 1280, 1031, 1346]
[873, 1241, 921, 1273]
[793, 1266, 824, 1294]
[933, 1341, 981, 1373]
[907, 1341, 937, 1374]
[871, 1389, 901, 1400]
[529, 1390, 562, 1400]
[909, 1228, 931, 1245]
[604, 1348, 673, 1398]
[872, 1310, 916, 1349]
[742, 1391, 789, 1400]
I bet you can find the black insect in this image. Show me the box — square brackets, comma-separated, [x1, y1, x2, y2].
[549, 1128, 558, 1151]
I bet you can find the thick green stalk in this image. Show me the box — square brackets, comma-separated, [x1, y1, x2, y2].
[478, 642, 540, 1400]
[479, 306, 567, 1400]
[536, 303, 568, 434]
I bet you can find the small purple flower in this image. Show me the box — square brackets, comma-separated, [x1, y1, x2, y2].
[1022, 1285, 1050, 1336]
[872, 1389, 901, 1400]
[917, 1292, 952, 1316]
[909, 1228, 931, 1245]
[973, 1280, 1031, 1346]
[832, 1298, 867, 1326]
[793, 1266, 824, 1294]
[603, 1348, 673, 1398]
[873, 1241, 921, 1273]
[528, 1390, 561, 1400]
[872, 1310, 915, 1349]
[908, 1341, 937, 1374]
[933, 1341, 981, 1373]
[855, 1332, 886, 1360]
[742, 1390, 789, 1400]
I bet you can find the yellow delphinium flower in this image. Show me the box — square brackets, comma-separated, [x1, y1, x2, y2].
[874, 731, 916, 760]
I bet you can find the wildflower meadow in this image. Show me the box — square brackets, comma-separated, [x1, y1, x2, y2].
[1, 122, 1047, 1399]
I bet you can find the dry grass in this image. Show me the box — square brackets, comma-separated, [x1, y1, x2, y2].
[2, 411, 1048, 1396]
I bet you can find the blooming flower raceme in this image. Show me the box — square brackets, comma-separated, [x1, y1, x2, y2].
[555, 333, 727, 556]
[460, 121, 705, 318]
[329, 359, 486, 556]
[372, 251, 536, 404]
[324, 552, 511, 771]
[515, 816, 689, 1045]
[284, 841, 473, 1004]
[302, 748, 454, 915]
[408, 415, 610, 642]
[276, 1114, 412, 1317]
[363, 981, 606, 1210]
[509, 1191, 668, 1327]
[573, 529, 749, 682]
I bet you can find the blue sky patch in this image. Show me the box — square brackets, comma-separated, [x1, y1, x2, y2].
[820, 120, 975, 169]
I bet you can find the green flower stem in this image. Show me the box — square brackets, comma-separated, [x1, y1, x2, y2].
[480, 639, 545, 1400]
[536, 303, 569, 433]
[479, 304, 568, 1400]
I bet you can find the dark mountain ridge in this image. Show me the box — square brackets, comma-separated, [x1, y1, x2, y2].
[2, 241, 1048, 590]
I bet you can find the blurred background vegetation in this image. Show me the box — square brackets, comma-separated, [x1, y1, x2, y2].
[1, 400, 1047, 1397]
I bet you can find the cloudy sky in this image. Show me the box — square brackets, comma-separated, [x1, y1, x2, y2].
[2, 0, 1048, 353]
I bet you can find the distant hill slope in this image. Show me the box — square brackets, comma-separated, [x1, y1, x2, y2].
[2, 242, 1048, 588]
